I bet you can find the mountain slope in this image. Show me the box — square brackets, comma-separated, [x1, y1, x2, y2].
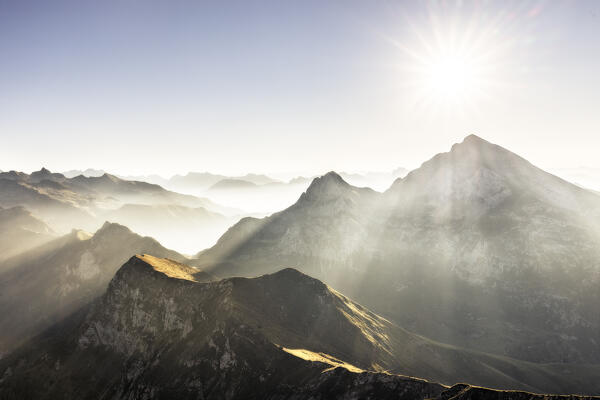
[194, 136, 600, 365]
[196, 171, 379, 277]
[1, 257, 599, 398]
[0, 206, 56, 261]
[0, 223, 197, 356]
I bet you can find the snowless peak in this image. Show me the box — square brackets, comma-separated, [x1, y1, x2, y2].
[29, 167, 65, 182]
[30, 167, 52, 177]
[309, 171, 348, 188]
[463, 133, 488, 144]
[100, 172, 119, 181]
[269, 267, 312, 280]
[451, 134, 493, 152]
[95, 221, 133, 238]
[304, 171, 349, 193]
[301, 171, 352, 202]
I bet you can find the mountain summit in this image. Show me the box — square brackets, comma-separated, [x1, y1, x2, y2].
[387, 134, 599, 217]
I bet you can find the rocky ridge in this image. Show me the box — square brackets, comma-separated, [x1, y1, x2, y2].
[1, 256, 599, 397]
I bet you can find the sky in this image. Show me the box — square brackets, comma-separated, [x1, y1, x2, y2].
[1, 0, 600, 177]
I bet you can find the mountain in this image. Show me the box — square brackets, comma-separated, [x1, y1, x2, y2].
[0, 173, 98, 231]
[1, 256, 599, 398]
[164, 172, 295, 214]
[0, 206, 56, 261]
[0, 223, 191, 356]
[196, 171, 377, 271]
[169, 172, 281, 191]
[200, 177, 311, 215]
[66, 173, 216, 209]
[339, 167, 408, 191]
[103, 204, 236, 254]
[209, 178, 259, 190]
[194, 135, 600, 367]
[62, 168, 106, 178]
[0, 168, 231, 232]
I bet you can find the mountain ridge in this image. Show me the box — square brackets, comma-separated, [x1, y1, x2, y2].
[2, 256, 600, 397]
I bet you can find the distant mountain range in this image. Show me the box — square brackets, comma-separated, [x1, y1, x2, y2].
[53, 168, 408, 215]
[62, 169, 409, 193]
[0, 169, 238, 252]
[1, 255, 599, 397]
[195, 135, 600, 369]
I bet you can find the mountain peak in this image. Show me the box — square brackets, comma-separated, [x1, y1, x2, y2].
[31, 167, 54, 177]
[29, 167, 65, 182]
[95, 221, 134, 238]
[449, 134, 498, 153]
[321, 171, 346, 183]
[306, 172, 347, 190]
[299, 172, 354, 203]
[99, 173, 120, 182]
[463, 133, 488, 144]
[267, 267, 323, 284]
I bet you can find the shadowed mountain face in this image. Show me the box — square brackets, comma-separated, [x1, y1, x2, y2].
[0, 223, 195, 356]
[195, 135, 600, 365]
[0, 206, 56, 261]
[1, 256, 599, 398]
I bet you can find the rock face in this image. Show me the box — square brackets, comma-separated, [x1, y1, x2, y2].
[0, 223, 198, 356]
[1, 256, 600, 398]
[195, 135, 600, 367]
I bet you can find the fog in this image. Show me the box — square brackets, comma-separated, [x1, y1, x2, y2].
[0, 167, 416, 257]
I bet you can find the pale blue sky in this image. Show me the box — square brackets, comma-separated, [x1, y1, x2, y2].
[1, 0, 599, 176]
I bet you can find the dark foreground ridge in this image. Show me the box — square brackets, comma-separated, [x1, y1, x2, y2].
[0, 256, 599, 399]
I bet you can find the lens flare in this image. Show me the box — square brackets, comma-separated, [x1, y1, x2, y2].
[382, 1, 529, 117]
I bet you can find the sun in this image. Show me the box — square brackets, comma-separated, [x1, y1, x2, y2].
[423, 53, 480, 102]
[404, 43, 491, 114]
[384, 2, 520, 116]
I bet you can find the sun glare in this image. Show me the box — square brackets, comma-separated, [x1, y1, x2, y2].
[423, 52, 480, 102]
[385, 3, 522, 116]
